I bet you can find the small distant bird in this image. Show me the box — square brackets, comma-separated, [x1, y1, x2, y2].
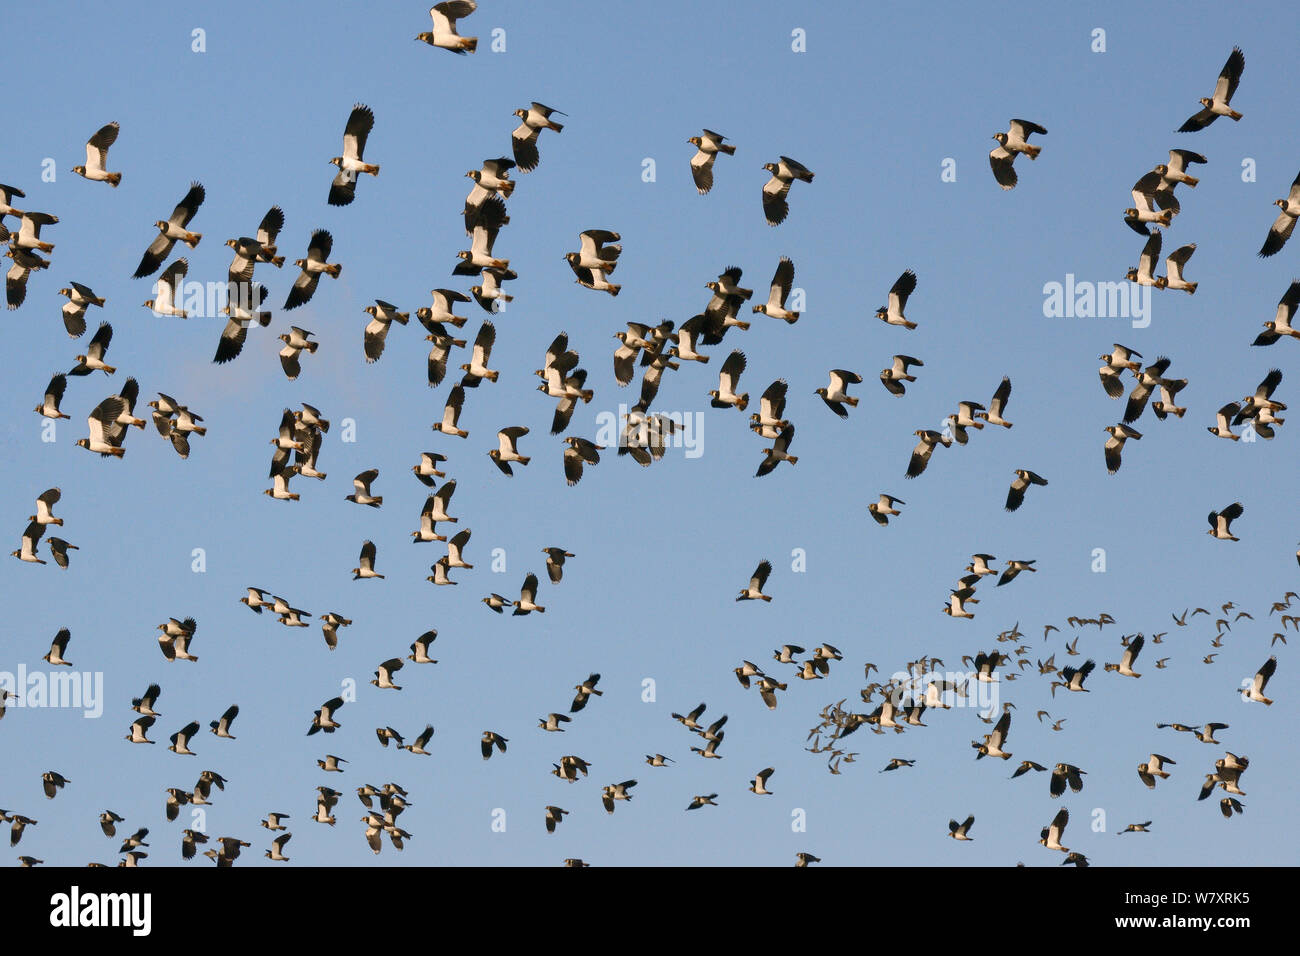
[1126, 231, 1167, 287]
[1005, 470, 1048, 512]
[1137, 754, 1175, 789]
[1051, 660, 1096, 696]
[755, 424, 797, 478]
[41, 771, 70, 799]
[1243, 656, 1277, 705]
[989, 119, 1047, 190]
[1164, 244, 1198, 293]
[561, 437, 602, 486]
[869, 494, 905, 526]
[737, 560, 773, 602]
[72, 122, 121, 186]
[752, 257, 799, 322]
[816, 370, 862, 418]
[543, 547, 574, 584]
[688, 129, 735, 194]
[209, 705, 239, 739]
[1258, 169, 1300, 258]
[906, 430, 951, 479]
[1047, 763, 1087, 798]
[284, 230, 342, 310]
[1125, 171, 1173, 234]
[880, 355, 923, 396]
[352, 540, 384, 580]
[1207, 502, 1244, 541]
[345, 469, 382, 508]
[1039, 807, 1070, 853]
[328, 105, 379, 206]
[481, 731, 508, 760]
[570, 674, 602, 713]
[1103, 424, 1142, 474]
[512, 573, 545, 615]
[760, 156, 814, 226]
[876, 269, 918, 328]
[133, 183, 205, 278]
[544, 806, 568, 833]
[1253, 280, 1300, 346]
[416, 1, 478, 53]
[686, 794, 719, 810]
[977, 376, 1014, 428]
[362, 300, 410, 364]
[948, 815, 975, 841]
[511, 102, 565, 173]
[1177, 47, 1245, 132]
[749, 768, 775, 795]
[69, 322, 116, 377]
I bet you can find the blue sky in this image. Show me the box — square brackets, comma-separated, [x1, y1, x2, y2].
[1, 1, 1296, 867]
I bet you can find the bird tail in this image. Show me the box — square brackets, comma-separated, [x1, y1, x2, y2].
[787, 455, 798, 465]
[608, 285, 621, 297]
[328, 264, 342, 278]
[186, 234, 202, 248]
[548, 120, 564, 133]
[463, 37, 478, 53]
[720, 143, 737, 155]
[109, 173, 122, 187]
[271, 255, 286, 268]
[1185, 282, 1197, 295]
[737, 394, 749, 412]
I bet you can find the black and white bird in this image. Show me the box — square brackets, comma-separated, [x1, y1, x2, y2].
[1243, 656, 1277, 705]
[511, 102, 565, 172]
[880, 355, 923, 396]
[1207, 502, 1244, 541]
[1258, 170, 1300, 258]
[352, 540, 384, 579]
[1039, 807, 1070, 853]
[751, 257, 799, 322]
[876, 269, 918, 328]
[277, 326, 318, 380]
[69, 322, 116, 376]
[688, 129, 735, 194]
[948, 815, 975, 841]
[905, 430, 951, 479]
[133, 183, 204, 278]
[1164, 243, 1198, 294]
[284, 230, 342, 310]
[57, 283, 104, 338]
[756, 424, 797, 477]
[816, 370, 862, 418]
[328, 105, 379, 206]
[512, 572, 545, 615]
[416, 1, 478, 53]
[736, 560, 773, 602]
[1125, 171, 1174, 234]
[1137, 754, 1175, 789]
[989, 119, 1046, 190]
[1126, 231, 1166, 288]
[1103, 424, 1142, 474]
[1049, 763, 1086, 798]
[1105, 632, 1145, 677]
[1003, 468, 1045, 512]
[71, 122, 121, 186]
[209, 705, 239, 739]
[1124, 357, 1174, 424]
[1253, 281, 1300, 346]
[1051, 660, 1095, 696]
[1177, 47, 1245, 132]
[708, 350, 749, 410]
[361, 300, 410, 364]
[33, 373, 68, 422]
[869, 494, 905, 526]
[760, 156, 814, 226]
[562, 437, 602, 486]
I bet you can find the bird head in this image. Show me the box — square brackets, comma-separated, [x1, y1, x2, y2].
[71, 166, 86, 176]
[328, 157, 343, 168]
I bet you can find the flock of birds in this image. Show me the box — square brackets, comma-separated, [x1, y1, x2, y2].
[3, 8, 1296, 867]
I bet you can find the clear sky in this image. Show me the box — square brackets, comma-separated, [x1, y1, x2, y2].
[2, 1, 1296, 867]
